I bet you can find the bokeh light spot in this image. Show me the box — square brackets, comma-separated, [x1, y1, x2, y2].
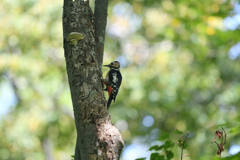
[229, 145, 240, 155]
[116, 119, 128, 132]
[142, 115, 154, 127]
[127, 109, 138, 119]
[228, 42, 240, 60]
[148, 90, 160, 102]
[122, 143, 150, 160]
[176, 121, 186, 131]
[121, 129, 131, 140]
[206, 27, 215, 35]
[0, 78, 18, 117]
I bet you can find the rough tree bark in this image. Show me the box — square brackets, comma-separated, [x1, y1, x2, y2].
[62, 0, 124, 159]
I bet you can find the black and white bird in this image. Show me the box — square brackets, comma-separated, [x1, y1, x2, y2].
[102, 61, 122, 109]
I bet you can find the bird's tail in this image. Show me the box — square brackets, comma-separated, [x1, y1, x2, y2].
[107, 94, 114, 109]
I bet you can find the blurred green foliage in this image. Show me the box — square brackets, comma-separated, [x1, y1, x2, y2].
[212, 152, 240, 160]
[0, 0, 240, 159]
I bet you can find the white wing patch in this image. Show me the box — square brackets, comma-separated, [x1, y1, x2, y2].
[112, 72, 117, 83]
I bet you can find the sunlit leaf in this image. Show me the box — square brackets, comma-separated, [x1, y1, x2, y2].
[158, 134, 170, 141]
[149, 145, 164, 151]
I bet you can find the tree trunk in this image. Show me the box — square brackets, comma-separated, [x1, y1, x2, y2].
[62, 0, 124, 159]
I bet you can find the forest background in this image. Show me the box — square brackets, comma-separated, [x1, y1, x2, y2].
[0, 0, 240, 159]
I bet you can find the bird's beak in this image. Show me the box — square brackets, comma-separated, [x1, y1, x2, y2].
[103, 64, 111, 68]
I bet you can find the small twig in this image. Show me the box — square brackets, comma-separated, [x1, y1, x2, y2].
[176, 132, 189, 160]
[213, 127, 227, 158]
[182, 154, 188, 158]
[223, 127, 227, 145]
[176, 141, 182, 148]
[182, 132, 189, 148]
[221, 127, 224, 143]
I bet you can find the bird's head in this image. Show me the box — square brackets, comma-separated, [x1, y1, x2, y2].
[103, 61, 121, 70]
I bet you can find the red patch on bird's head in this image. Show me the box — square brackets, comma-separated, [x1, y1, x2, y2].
[114, 61, 120, 66]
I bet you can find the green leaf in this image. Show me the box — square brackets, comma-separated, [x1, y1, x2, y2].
[164, 141, 174, 149]
[149, 145, 160, 151]
[135, 158, 146, 160]
[183, 142, 189, 149]
[150, 153, 159, 159]
[172, 129, 183, 135]
[149, 145, 164, 151]
[166, 150, 174, 159]
[150, 153, 165, 160]
[158, 134, 170, 141]
[229, 127, 240, 134]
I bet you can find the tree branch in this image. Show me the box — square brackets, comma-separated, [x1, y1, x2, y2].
[177, 132, 189, 160]
[94, 0, 109, 70]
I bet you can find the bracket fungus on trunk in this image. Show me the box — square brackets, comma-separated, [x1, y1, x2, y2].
[67, 32, 84, 45]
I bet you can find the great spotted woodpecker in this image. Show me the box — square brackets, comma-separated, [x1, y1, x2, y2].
[102, 61, 122, 109]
